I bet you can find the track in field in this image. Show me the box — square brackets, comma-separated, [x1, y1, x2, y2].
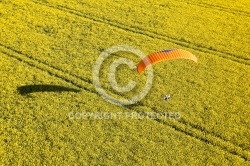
[31, 0, 250, 66]
[1, 42, 249, 161]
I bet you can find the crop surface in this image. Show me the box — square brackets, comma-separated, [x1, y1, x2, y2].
[0, 0, 249, 165]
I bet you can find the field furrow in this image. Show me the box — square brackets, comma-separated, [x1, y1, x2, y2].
[31, 0, 250, 65]
[1, 40, 250, 161]
[30, 0, 250, 60]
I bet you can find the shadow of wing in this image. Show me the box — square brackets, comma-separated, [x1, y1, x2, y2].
[17, 84, 80, 95]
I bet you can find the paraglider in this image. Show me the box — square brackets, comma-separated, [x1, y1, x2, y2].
[137, 49, 197, 73]
[163, 94, 171, 101]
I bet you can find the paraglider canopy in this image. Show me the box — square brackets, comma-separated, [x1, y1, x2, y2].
[137, 49, 197, 73]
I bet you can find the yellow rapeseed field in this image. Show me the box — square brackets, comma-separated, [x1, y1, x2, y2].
[0, 0, 249, 165]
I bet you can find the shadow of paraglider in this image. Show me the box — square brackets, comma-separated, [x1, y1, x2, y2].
[17, 84, 80, 95]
